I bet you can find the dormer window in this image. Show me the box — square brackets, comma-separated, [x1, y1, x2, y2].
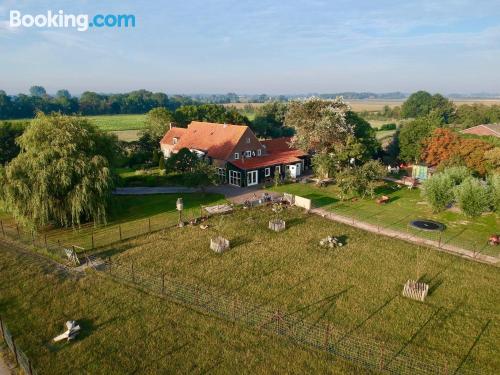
[234, 152, 239, 160]
[173, 137, 179, 145]
[245, 150, 252, 158]
[246, 137, 251, 144]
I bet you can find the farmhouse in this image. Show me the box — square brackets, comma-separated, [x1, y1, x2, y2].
[460, 123, 500, 137]
[160, 121, 310, 187]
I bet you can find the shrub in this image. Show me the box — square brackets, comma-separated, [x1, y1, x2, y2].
[443, 166, 471, 185]
[454, 178, 491, 217]
[421, 173, 454, 212]
[379, 123, 397, 131]
[488, 174, 500, 212]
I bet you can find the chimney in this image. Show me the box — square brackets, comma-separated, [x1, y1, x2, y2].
[223, 123, 227, 128]
[169, 122, 173, 130]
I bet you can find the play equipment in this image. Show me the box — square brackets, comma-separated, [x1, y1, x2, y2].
[410, 219, 445, 232]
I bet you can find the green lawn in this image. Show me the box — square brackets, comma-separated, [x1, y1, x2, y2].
[1, 193, 226, 252]
[115, 167, 189, 187]
[0, 244, 366, 375]
[268, 182, 500, 257]
[2, 114, 147, 132]
[101, 206, 500, 374]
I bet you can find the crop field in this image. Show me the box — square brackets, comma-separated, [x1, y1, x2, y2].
[268, 182, 500, 258]
[0, 242, 365, 375]
[100, 206, 500, 374]
[86, 114, 147, 131]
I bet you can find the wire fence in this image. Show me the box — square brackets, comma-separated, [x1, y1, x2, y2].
[0, 316, 38, 375]
[99, 258, 489, 375]
[314, 201, 498, 261]
[0, 206, 203, 262]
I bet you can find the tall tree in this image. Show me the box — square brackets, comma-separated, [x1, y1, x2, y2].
[401, 91, 455, 123]
[0, 122, 25, 165]
[398, 116, 439, 163]
[142, 107, 174, 142]
[29, 86, 47, 97]
[286, 97, 353, 153]
[0, 113, 113, 229]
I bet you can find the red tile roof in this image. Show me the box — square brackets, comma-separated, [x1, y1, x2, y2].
[461, 124, 500, 137]
[231, 137, 307, 170]
[159, 127, 187, 145]
[231, 150, 303, 170]
[261, 137, 294, 152]
[171, 121, 248, 160]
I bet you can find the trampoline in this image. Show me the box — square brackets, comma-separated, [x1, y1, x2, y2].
[409, 219, 445, 232]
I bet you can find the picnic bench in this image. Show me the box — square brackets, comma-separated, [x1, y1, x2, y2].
[376, 195, 390, 204]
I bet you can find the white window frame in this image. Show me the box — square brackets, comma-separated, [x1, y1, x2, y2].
[229, 170, 241, 186]
[265, 167, 271, 177]
[247, 170, 258, 186]
[234, 152, 239, 160]
[275, 165, 281, 174]
[257, 149, 262, 156]
[217, 168, 226, 183]
[172, 137, 178, 145]
[245, 150, 252, 158]
[246, 137, 251, 144]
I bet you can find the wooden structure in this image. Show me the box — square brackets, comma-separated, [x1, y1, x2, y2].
[402, 280, 429, 302]
[269, 219, 286, 232]
[210, 237, 230, 253]
[376, 195, 389, 204]
[203, 204, 233, 216]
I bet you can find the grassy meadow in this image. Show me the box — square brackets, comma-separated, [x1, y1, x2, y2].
[0, 243, 367, 375]
[100, 206, 500, 373]
[268, 182, 500, 258]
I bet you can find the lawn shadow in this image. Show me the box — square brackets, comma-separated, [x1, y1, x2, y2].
[286, 217, 306, 228]
[300, 193, 338, 208]
[230, 235, 252, 248]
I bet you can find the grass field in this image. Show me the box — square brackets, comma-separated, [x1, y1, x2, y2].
[0, 243, 366, 374]
[268, 182, 500, 258]
[98, 206, 500, 373]
[0, 193, 227, 252]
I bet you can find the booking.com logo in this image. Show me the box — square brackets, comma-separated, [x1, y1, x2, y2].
[9, 10, 136, 32]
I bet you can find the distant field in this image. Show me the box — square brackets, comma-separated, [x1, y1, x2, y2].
[111, 129, 141, 141]
[87, 114, 146, 131]
[2, 114, 147, 132]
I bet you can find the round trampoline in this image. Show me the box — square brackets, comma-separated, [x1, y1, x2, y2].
[409, 219, 445, 232]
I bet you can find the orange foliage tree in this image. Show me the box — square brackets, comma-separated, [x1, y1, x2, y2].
[422, 128, 460, 166]
[422, 128, 495, 175]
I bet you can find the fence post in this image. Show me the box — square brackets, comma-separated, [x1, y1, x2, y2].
[324, 323, 331, 350]
[119, 225, 122, 241]
[0, 316, 5, 341]
[29, 358, 34, 375]
[91, 231, 95, 250]
[148, 218, 151, 233]
[108, 257, 112, 274]
[161, 273, 165, 294]
[0, 220, 4, 238]
[11, 336, 18, 365]
[16, 224, 20, 239]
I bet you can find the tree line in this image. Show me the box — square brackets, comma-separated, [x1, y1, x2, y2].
[0, 87, 197, 119]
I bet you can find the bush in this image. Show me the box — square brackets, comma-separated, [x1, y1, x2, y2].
[379, 123, 397, 131]
[488, 174, 500, 212]
[454, 178, 491, 217]
[443, 166, 471, 185]
[422, 173, 454, 212]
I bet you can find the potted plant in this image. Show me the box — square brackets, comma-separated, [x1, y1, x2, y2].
[269, 203, 286, 232]
[210, 216, 230, 253]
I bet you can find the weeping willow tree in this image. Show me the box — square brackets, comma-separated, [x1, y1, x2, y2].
[0, 113, 113, 229]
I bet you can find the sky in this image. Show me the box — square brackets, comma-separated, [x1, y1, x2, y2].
[1, 0, 500, 95]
